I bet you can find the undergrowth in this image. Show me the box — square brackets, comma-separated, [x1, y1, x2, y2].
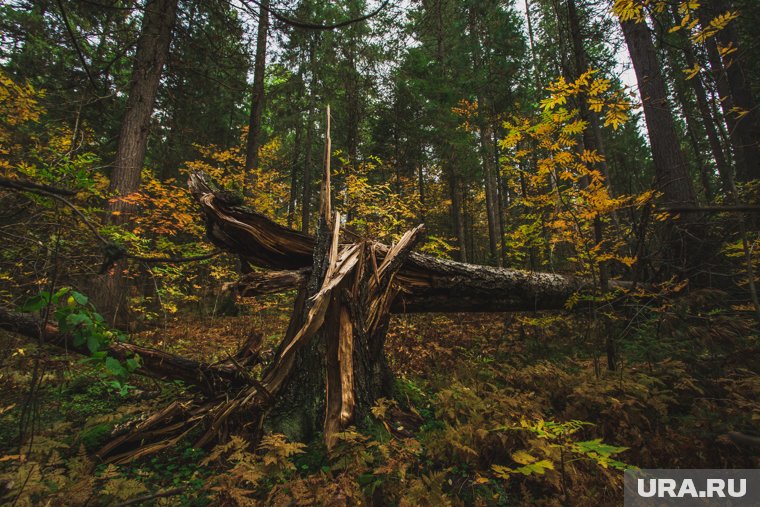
[0, 289, 758, 505]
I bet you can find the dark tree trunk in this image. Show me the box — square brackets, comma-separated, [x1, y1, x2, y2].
[654, 12, 713, 201]
[480, 101, 502, 267]
[302, 117, 314, 233]
[703, 0, 760, 183]
[344, 46, 360, 170]
[705, 38, 745, 177]
[566, 0, 612, 368]
[95, 0, 179, 327]
[620, 18, 698, 207]
[288, 123, 302, 228]
[244, 0, 270, 184]
[669, 6, 732, 196]
[621, 17, 703, 277]
[0, 306, 244, 393]
[448, 171, 468, 263]
[301, 41, 318, 234]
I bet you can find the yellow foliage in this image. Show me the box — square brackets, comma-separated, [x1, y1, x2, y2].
[682, 63, 702, 81]
[501, 69, 651, 279]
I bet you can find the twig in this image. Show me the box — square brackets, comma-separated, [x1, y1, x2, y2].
[55, 0, 101, 92]
[659, 205, 760, 213]
[242, 0, 390, 31]
[116, 487, 185, 507]
[0, 176, 76, 196]
[224, 352, 275, 404]
[1, 178, 222, 265]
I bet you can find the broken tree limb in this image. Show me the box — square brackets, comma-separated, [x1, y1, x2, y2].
[0, 306, 244, 393]
[188, 171, 600, 313]
[223, 269, 310, 297]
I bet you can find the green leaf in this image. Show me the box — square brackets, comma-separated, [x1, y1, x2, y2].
[104, 357, 127, 378]
[71, 291, 88, 305]
[66, 312, 92, 328]
[575, 439, 628, 457]
[21, 294, 49, 312]
[125, 357, 139, 371]
[515, 459, 554, 476]
[72, 333, 87, 347]
[52, 287, 70, 303]
[86, 334, 102, 353]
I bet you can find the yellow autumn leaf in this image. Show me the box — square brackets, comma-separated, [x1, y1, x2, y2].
[618, 256, 636, 267]
[719, 42, 737, 58]
[604, 109, 628, 130]
[683, 63, 701, 80]
[511, 450, 538, 465]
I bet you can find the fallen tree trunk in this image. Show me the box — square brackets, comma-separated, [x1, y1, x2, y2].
[189, 172, 597, 313]
[0, 306, 244, 393]
[225, 263, 605, 313]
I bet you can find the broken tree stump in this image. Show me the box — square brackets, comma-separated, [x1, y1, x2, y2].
[188, 172, 604, 314]
[181, 164, 624, 446]
[1, 108, 622, 462]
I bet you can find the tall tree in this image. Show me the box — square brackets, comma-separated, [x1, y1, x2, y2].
[666, 5, 731, 198]
[566, 0, 609, 291]
[97, 0, 179, 325]
[619, 17, 697, 208]
[702, 0, 760, 183]
[244, 0, 270, 185]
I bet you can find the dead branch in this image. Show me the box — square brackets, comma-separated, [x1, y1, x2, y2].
[0, 306, 244, 393]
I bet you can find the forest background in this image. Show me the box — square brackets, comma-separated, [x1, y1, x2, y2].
[1, 0, 760, 505]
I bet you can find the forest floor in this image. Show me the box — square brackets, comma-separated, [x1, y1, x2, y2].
[1, 290, 759, 506]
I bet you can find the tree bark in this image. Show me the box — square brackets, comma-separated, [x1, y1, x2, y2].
[95, 0, 179, 327]
[669, 6, 732, 197]
[703, 0, 760, 183]
[244, 0, 270, 184]
[448, 171, 468, 263]
[567, 0, 609, 292]
[620, 18, 698, 208]
[621, 17, 708, 277]
[301, 39, 318, 234]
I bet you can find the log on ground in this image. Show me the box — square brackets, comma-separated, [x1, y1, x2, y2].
[189, 171, 597, 313]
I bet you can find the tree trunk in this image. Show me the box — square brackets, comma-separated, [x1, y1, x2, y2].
[95, 0, 179, 327]
[244, 0, 270, 184]
[620, 18, 698, 208]
[479, 101, 502, 267]
[705, 38, 745, 176]
[301, 40, 318, 234]
[448, 171, 468, 263]
[288, 123, 301, 228]
[621, 17, 706, 277]
[703, 0, 760, 183]
[669, 6, 732, 196]
[566, 0, 610, 288]
[0, 306, 244, 393]
[654, 12, 713, 201]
